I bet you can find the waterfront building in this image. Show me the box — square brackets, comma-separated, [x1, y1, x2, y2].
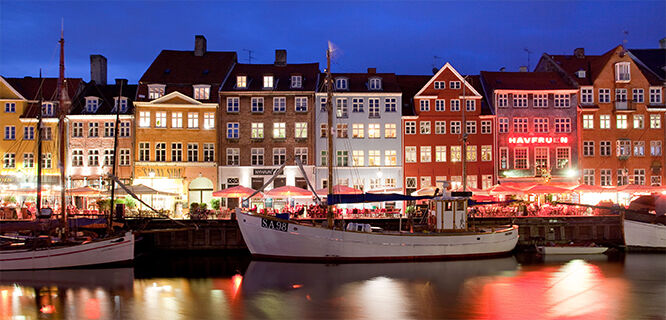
[133, 35, 236, 209]
[479, 71, 579, 184]
[67, 55, 137, 190]
[402, 63, 493, 194]
[315, 69, 403, 208]
[218, 50, 319, 207]
[536, 45, 665, 186]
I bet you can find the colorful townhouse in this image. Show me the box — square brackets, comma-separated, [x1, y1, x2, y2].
[536, 45, 665, 186]
[315, 69, 403, 208]
[401, 63, 494, 194]
[479, 71, 579, 184]
[67, 55, 137, 191]
[133, 35, 236, 209]
[218, 50, 319, 207]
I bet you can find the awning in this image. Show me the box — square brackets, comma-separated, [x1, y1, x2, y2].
[315, 185, 363, 196]
[526, 184, 570, 194]
[104, 184, 178, 196]
[264, 186, 312, 198]
[212, 185, 262, 198]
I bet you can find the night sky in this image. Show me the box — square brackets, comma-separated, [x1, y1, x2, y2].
[1, 1, 664, 83]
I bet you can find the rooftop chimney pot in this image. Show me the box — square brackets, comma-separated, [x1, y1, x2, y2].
[195, 35, 207, 57]
[274, 49, 287, 66]
[519, 66, 528, 72]
[574, 48, 585, 59]
[90, 54, 107, 85]
[367, 67, 376, 74]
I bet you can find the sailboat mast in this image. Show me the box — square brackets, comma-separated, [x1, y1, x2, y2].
[57, 24, 68, 237]
[109, 81, 123, 233]
[37, 70, 43, 214]
[461, 76, 467, 192]
[326, 47, 334, 229]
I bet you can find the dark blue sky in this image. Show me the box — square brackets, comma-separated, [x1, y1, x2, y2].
[1, 1, 664, 83]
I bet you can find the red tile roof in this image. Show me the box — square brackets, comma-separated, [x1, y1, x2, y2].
[5, 77, 84, 118]
[220, 63, 320, 92]
[546, 45, 620, 86]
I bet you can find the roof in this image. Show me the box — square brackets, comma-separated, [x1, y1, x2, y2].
[396, 75, 430, 116]
[465, 74, 493, 116]
[220, 63, 320, 91]
[70, 80, 138, 115]
[628, 48, 666, 81]
[479, 71, 576, 91]
[546, 45, 621, 86]
[318, 72, 401, 93]
[5, 77, 84, 118]
[136, 50, 237, 102]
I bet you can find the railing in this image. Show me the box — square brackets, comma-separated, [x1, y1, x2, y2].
[614, 100, 636, 111]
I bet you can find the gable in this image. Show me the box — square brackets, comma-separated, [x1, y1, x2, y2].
[415, 63, 481, 98]
[0, 76, 26, 100]
[149, 91, 202, 105]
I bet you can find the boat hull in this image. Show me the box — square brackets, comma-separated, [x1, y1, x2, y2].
[0, 232, 135, 270]
[237, 213, 519, 261]
[624, 219, 666, 250]
[537, 246, 608, 255]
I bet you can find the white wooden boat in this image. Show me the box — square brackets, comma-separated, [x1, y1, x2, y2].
[0, 231, 134, 270]
[624, 219, 666, 250]
[536, 246, 608, 255]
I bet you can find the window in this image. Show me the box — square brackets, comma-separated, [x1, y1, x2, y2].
[651, 141, 662, 156]
[252, 123, 264, 139]
[203, 144, 215, 162]
[420, 176, 432, 188]
[368, 98, 380, 118]
[420, 146, 431, 162]
[41, 127, 52, 141]
[650, 114, 661, 128]
[295, 122, 308, 139]
[481, 120, 492, 134]
[227, 122, 239, 139]
[600, 115, 611, 129]
[88, 149, 100, 166]
[351, 98, 364, 113]
[405, 146, 417, 163]
[4, 126, 15, 140]
[450, 99, 460, 111]
[273, 122, 286, 139]
[139, 142, 150, 161]
[263, 75, 274, 89]
[617, 140, 631, 157]
[369, 78, 382, 90]
[187, 143, 198, 162]
[385, 178, 396, 188]
[481, 145, 492, 161]
[368, 150, 381, 166]
[368, 123, 380, 138]
[465, 121, 476, 134]
[633, 169, 646, 185]
[616, 88, 628, 103]
[88, 122, 99, 137]
[335, 78, 348, 90]
[633, 88, 644, 103]
[616, 114, 628, 129]
[41, 153, 52, 169]
[42, 102, 54, 116]
[336, 123, 348, 138]
[227, 148, 239, 165]
[3, 153, 15, 168]
[154, 143, 166, 162]
[583, 114, 594, 129]
[114, 97, 128, 113]
[104, 122, 115, 137]
[600, 169, 612, 186]
[139, 111, 151, 127]
[615, 62, 630, 82]
[435, 99, 445, 111]
[148, 85, 165, 99]
[513, 94, 528, 108]
[291, 75, 302, 88]
[295, 97, 308, 112]
[247, 97, 262, 113]
[556, 147, 570, 169]
[171, 112, 183, 128]
[514, 148, 528, 169]
[188, 112, 199, 128]
[554, 94, 570, 108]
[336, 98, 348, 118]
[71, 150, 83, 166]
[119, 149, 130, 166]
[385, 123, 397, 138]
[554, 118, 571, 133]
[581, 87, 594, 104]
[450, 81, 461, 89]
[649, 87, 662, 104]
[352, 150, 364, 166]
[466, 145, 477, 162]
[535, 147, 549, 175]
[420, 121, 431, 134]
[385, 98, 397, 112]
[103, 149, 114, 166]
[599, 89, 610, 103]
[450, 121, 461, 134]
[4, 102, 15, 113]
[227, 97, 240, 112]
[450, 146, 462, 162]
[500, 147, 509, 169]
[406, 177, 417, 189]
[498, 118, 509, 133]
[435, 121, 446, 134]
[171, 143, 182, 162]
[236, 76, 247, 88]
[85, 97, 99, 113]
[600, 141, 612, 157]
[193, 85, 210, 100]
[633, 141, 645, 156]
[534, 118, 549, 133]
[203, 112, 215, 129]
[336, 150, 348, 166]
[295, 147, 308, 165]
[651, 176, 662, 186]
[482, 175, 493, 190]
[633, 115, 644, 129]
[583, 141, 595, 157]
[320, 97, 327, 112]
[385, 150, 397, 166]
[273, 97, 286, 112]
[617, 169, 629, 186]
[405, 121, 416, 134]
[319, 123, 327, 138]
[497, 93, 508, 107]
[583, 169, 595, 185]
[155, 112, 166, 128]
[71, 122, 83, 138]
[513, 118, 528, 133]
[420, 100, 430, 112]
[251, 148, 264, 166]
[320, 151, 327, 166]
[434, 81, 446, 89]
[435, 146, 446, 162]
[466, 100, 476, 112]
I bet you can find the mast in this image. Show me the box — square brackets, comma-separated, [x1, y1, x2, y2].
[326, 46, 334, 229]
[57, 22, 68, 238]
[37, 70, 43, 214]
[109, 81, 123, 234]
[461, 76, 467, 192]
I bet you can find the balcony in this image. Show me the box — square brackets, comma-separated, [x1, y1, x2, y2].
[614, 100, 635, 111]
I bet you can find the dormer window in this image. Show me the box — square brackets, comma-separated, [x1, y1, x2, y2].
[114, 97, 129, 113]
[576, 70, 586, 78]
[42, 102, 54, 117]
[615, 62, 630, 82]
[85, 97, 99, 113]
[290, 75, 302, 89]
[148, 84, 165, 99]
[263, 75, 274, 89]
[193, 85, 211, 100]
[369, 77, 382, 90]
[335, 78, 348, 90]
[236, 76, 247, 88]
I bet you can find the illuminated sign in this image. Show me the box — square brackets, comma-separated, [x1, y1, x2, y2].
[508, 136, 569, 144]
[138, 167, 183, 179]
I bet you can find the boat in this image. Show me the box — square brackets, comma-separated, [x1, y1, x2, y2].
[536, 245, 608, 255]
[236, 43, 519, 262]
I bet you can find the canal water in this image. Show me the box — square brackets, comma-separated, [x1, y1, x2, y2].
[1, 252, 664, 319]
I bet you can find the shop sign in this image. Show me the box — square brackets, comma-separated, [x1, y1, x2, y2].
[139, 167, 183, 179]
[254, 168, 277, 175]
[261, 218, 288, 232]
[508, 136, 569, 144]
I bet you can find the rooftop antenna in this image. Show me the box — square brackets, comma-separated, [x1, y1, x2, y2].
[524, 48, 532, 71]
[242, 49, 255, 64]
[432, 55, 442, 74]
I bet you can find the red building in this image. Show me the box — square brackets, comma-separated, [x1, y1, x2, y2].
[402, 63, 495, 194]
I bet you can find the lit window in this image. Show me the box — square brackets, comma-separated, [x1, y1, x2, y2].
[616, 114, 628, 129]
[481, 145, 492, 162]
[633, 115, 644, 129]
[583, 114, 594, 129]
[193, 85, 210, 100]
[405, 146, 417, 163]
[466, 145, 477, 162]
[368, 124, 380, 138]
[251, 123, 264, 139]
[263, 75, 274, 89]
[368, 150, 381, 166]
[450, 146, 461, 162]
[435, 146, 446, 162]
[148, 85, 165, 99]
[420, 146, 431, 162]
[295, 122, 307, 139]
[336, 123, 348, 138]
[236, 76, 247, 88]
[352, 150, 364, 166]
[155, 112, 166, 128]
[187, 112, 199, 128]
[600, 115, 611, 129]
[650, 114, 662, 129]
[384, 150, 397, 166]
[273, 122, 286, 139]
[171, 112, 183, 128]
[204, 112, 215, 129]
[384, 123, 396, 138]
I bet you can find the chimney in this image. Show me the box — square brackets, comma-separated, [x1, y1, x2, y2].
[499, 67, 506, 72]
[519, 66, 528, 72]
[574, 48, 585, 59]
[367, 67, 376, 74]
[115, 78, 128, 87]
[660, 38, 666, 49]
[274, 49, 287, 66]
[194, 35, 207, 57]
[90, 54, 107, 85]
